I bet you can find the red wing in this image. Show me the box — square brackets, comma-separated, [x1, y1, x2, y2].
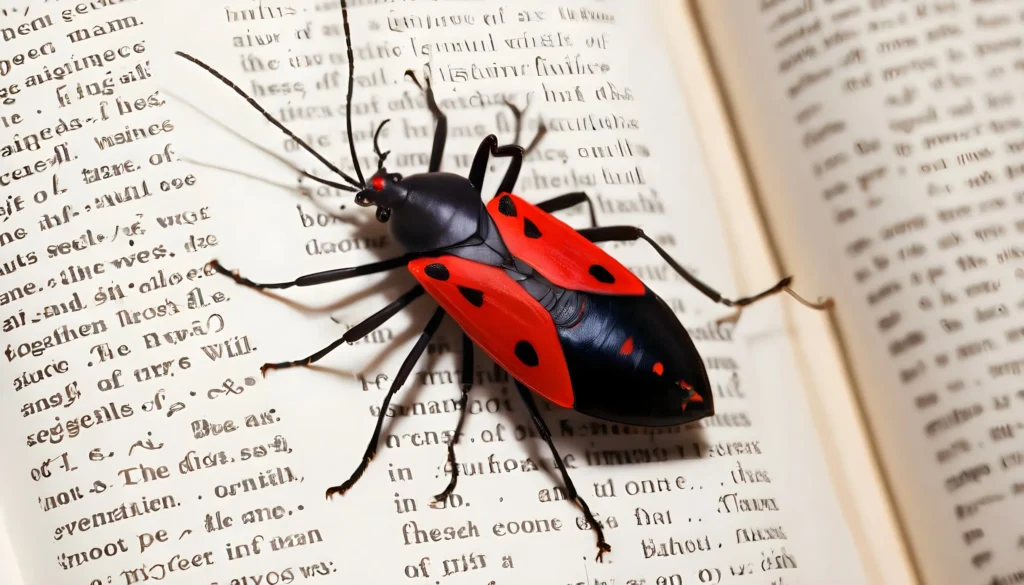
[407, 255, 574, 408]
[486, 193, 645, 296]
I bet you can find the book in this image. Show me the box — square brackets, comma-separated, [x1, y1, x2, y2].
[0, 0, 1019, 583]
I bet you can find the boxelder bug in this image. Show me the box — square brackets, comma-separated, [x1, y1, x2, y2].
[175, 0, 833, 560]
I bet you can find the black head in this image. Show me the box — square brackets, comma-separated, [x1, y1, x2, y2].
[355, 167, 485, 254]
[355, 168, 404, 223]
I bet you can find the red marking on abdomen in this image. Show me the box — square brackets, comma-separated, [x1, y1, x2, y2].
[619, 337, 634, 355]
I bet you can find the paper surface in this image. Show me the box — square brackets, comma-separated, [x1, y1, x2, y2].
[1, 1, 868, 583]
[697, 1, 1024, 583]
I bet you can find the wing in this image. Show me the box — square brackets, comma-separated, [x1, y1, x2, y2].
[407, 255, 575, 408]
[486, 193, 645, 296]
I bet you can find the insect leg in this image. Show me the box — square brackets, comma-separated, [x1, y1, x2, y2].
[468, 97, 552, 195]
[327, 306, 447, 499]
[468, 135, 523, 197]
[406, 70, 447, 172]
[433, 334, 475, 503]
[259, 285, 426, 377]
[503, 98, 547, 156]
[536, 191, 598, 229]
[513, 380, 611, 560]
[208, 254, 421, 290]
[577, 226, 833, 323]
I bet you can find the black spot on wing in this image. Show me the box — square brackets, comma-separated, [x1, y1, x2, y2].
[589, 264, 615, 284]
[458, 286, 484, 307]
[514, 340, 539, 366]
[498, 195, 517, 217]
[523, 217, 542, 238]
[425, 263, 450, 280]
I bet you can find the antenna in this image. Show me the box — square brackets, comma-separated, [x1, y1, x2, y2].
[175, 50, 363, 191]
[175, 0, 372, 190]
[340, 0, 366, 187]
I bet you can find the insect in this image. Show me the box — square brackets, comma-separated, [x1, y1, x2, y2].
[175, 0, 832, 560]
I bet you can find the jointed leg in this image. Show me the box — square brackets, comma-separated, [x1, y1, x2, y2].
[433, 334, 475, 502]
[466, 101, 547, 196]
[327, 306, 447, 499]
[468, 135, 524, 197]
[208, 253, 423, 291]
[260, 285, 426, 376]
[503, 98, 547, 156]
[514, 382, 611, 561]
[537, 191, 598, 229]
[406, 70, 447, 172]
[514, 381, 611, 560]
[577, 226, 833, 323]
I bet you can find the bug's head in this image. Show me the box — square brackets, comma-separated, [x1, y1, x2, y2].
[355, 168, 406, 222]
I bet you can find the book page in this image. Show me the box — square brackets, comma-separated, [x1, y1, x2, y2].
[1, 1, 867, 583]
[657, 4, 920, 585]
[0, 509, 24, 585]
[694, 1, 1024, 584]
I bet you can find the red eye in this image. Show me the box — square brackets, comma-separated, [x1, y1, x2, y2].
[371, 176, 385, 191]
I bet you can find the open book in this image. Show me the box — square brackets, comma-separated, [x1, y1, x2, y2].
[1, 0, 1020, 583]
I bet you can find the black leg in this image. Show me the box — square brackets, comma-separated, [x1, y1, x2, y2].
[433, 333, 475, 502]
[468, 135, 524, 197]
[522, 125, 547, 157]
[467, 99, 551, 196]
[503, 98, 547, 156]
[406, 70, 447, 172]
[208, 253, 425, 291]
[327, 306, 446, 499]
[514, 380, 611, 561]
[577, 226, 833, 322]
[537, 191, 598, 229]
[260, 285, 426, 376]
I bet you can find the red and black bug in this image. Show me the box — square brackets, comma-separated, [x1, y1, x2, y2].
[175, 0, 832, 560]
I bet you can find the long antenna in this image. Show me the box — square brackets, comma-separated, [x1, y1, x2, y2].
[340, 0, 365, 187]
[175, 50, 363, 190]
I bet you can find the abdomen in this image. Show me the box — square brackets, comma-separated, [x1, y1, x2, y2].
[556, 288, 713, 426]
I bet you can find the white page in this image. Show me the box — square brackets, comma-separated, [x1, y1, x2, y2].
[1, 1, 867, 583]
[0, 508, 24, 585]
[696, 1, 1024, 584]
